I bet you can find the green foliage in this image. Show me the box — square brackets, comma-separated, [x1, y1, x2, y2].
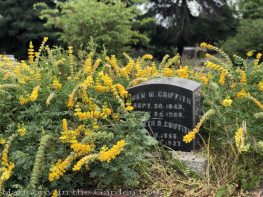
[0, 0, 61, 58]
[221, 19, 263, 55]
[36, 0, 149, 54]
[240, 0, 263, 19]
[0, 44, 158, 192]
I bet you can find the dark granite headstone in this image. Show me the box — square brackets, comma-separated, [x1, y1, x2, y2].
[128, 77, 202, 152]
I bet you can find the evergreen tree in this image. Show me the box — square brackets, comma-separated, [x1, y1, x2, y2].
[145, 0, 237, 57]
[0, 0, 60, 58]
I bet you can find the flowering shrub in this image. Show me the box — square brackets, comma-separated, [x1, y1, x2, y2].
[0, 39, 262, 195]
[0, 39, 157, 192]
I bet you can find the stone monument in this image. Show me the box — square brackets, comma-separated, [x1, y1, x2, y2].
[128, 77, 202, 152]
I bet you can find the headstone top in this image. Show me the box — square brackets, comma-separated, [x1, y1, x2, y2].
[132, 77, 201, 92]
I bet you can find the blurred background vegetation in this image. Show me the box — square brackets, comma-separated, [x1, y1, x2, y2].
[0, 0, 262, 59]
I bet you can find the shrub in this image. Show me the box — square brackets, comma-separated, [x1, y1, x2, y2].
[0, 39, 262, 195]
[35, 0, 150, 54]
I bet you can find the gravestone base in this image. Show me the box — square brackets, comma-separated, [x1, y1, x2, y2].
[172, 151, 207, 174]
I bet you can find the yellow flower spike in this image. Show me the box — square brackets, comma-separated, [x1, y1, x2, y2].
[93, 59, 101, 73]
[237, 69, 247, 84]
[259, 81, 263, 92]
[129, 77, 148, 87]
[43, 37, 48, 42]
[52, 79, 62, 90]
[67, 94, 74, 109]
[28, 41, 35, 64]
[236, 89, 249, 99]
[84, 57, 92, 75]
[98, 140, 126, 162]
[19, 96, 30, 105]
[200, 42, 208, 48]
[48, 154, 75, 182]
[114, 84, 128, 98]
[70, 143, 95, 155]
[0, 134, 16, 190]
[246, 50, 253, 57]
[230, 83, 237, 89]
[51, 190, 59, 197]
[68, 46, 74, 77]
[222, 97, 233, 107]
[218, 70, 228, 85]
[183, 109, 215, 143]
[142, 54, 153, 60]
[256, 52, 262, 60]
[72, 154, 97, 171]
[176, 66, 189, 79]
[199, 75, 209, 84]
[29, 85, 40, 102]
[254, 59, 260, 67]
[62, 119, 68, 132]
[46, 92, 56, 106]
[183, 131, 196, 143]
[163, 67, 174, 77]
[235, 121, 250, 153]
[0, 138, 5, 145]
[248, 95, 263, 110]
[17, 126, 26, 137]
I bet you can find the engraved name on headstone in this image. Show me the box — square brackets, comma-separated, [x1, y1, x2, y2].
[128, 77, 202, 151]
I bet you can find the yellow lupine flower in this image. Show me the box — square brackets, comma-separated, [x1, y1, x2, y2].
[98, 140, 126, 162]
[222, 97, 233, 107]
[236, 90, 249, 99]
[176, 66, 189, 79]
[0, 138, 5, 145]
[114, 84, 128, 98]
[28, 41, 35, 64]
[230, 83, 237, 89]
[19, 96, 30, 105]
[218, 70, 228, 85]
[248, 95, 263, 110]
[125, 105, 134, 112]
[163, 67, 174, 77]
[51, 190, 59, 197]
[52, 79, 62, 90]
[17, 126, 26, 137]
[142, 54, 153, 60]
[246, 50, 253, 57]
[46, 92, 56, 106]
[183, 131, 196, 143]
[49, 154, 75, 182]
[235, 127, 250, 153]
[258, 81, 263, 92]
[0, 134, 16, 189]
[62, 119, 68, 132]
[256, 52, 262, 60]
[199, 75, 208, 84]
[29, 86, 40, 102]
[93, 59, 101, 73]
[84, 57, 92, 75]
[67, 94, 74, 109]
[183, 109, 215, 143]
[95, 84, 108, 93]
[72, 154, 97, 171]
[237, 69, 247, 84]
[70, 143, 95, 155]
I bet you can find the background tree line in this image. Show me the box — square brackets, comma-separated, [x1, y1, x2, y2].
[0, 0, 262, 59]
